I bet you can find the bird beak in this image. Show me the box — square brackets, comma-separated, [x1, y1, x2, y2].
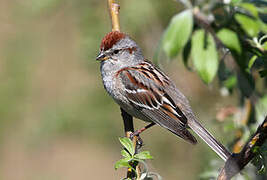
[96, 52, 108, 61]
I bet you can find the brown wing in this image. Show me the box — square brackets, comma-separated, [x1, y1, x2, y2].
[117, 62, 197, 144]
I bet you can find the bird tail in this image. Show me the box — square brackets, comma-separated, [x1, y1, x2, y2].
[188, 119, 231, 161]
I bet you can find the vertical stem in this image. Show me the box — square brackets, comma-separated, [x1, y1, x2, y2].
[107, 0, 140, 178]
[121, 108, 140, 179]
[108, 0, 120, 32]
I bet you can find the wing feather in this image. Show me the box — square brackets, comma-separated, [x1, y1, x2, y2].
[117, 62, 197, 144]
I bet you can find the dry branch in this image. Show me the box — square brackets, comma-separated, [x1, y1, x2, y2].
[218, 116, 267, 180]
[108, 0, 120, 32]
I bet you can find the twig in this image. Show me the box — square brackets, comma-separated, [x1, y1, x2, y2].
[193, 7, 224, 49]
[108, 0, 120, 32]
[217, 116, 267, 180]
[107, 0, 140, 178]
[121, 108, 141, 179]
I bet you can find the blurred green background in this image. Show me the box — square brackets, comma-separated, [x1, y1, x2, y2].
[0, 0, 237, 179]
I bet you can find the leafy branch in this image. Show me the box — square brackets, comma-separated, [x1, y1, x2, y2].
[115, 137, 161, 180]
[161, 0, 267, 179]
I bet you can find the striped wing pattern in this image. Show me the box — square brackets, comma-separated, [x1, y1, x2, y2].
[116, 61, 197, 144]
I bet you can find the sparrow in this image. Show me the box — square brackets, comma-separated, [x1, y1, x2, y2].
[96, 31, 231, 161]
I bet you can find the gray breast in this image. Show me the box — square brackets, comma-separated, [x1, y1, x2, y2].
[100, 64, 151, 123]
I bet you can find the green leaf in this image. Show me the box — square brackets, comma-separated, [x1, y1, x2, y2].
[191, 30, 218, 84]
[114, 158, 131, 170]
[235, 14, 260, 37]
[162, 9, 193, 58]
[121, 149, 131, 158]
[119, 137, 134, 156]
[262, 41, 267, 51]
[134, 151, 153, 160]
[223, 75, 237, 89]
[248, 55, 257, 69]
[217, 28, 241, 54]
[239, 3, 258, 17]
[259, 20, 267, 34]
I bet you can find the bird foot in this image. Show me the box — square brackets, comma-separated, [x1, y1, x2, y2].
[130, 132, 143, 150]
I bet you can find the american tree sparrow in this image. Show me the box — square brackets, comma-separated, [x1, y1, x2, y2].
[97, 31, 230, 161]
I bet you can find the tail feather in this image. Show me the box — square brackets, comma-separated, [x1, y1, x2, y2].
[188, 120, 231, 161]
[169, 128, 198, 145]
[181, 129, 198, 145]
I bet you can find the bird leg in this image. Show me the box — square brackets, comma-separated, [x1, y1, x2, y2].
[130, 122, 156, 148]
[131, 122, 156, 137]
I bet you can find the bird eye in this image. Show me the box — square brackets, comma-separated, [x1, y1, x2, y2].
[113, 49, 119, 54]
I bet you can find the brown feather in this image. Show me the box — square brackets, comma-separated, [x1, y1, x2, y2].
[100, 31, 126, 50]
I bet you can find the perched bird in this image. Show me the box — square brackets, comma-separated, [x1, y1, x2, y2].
[96, 31, 230, 161]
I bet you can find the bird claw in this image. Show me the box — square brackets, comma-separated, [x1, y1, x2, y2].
[136, 136, 143, 149]
[130, 132, 143, 150]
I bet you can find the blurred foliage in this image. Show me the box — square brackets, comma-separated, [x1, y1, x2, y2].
[191, 29, 218, 84]
[161, 0, 267, 179]
[162, 9, 193, 58]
